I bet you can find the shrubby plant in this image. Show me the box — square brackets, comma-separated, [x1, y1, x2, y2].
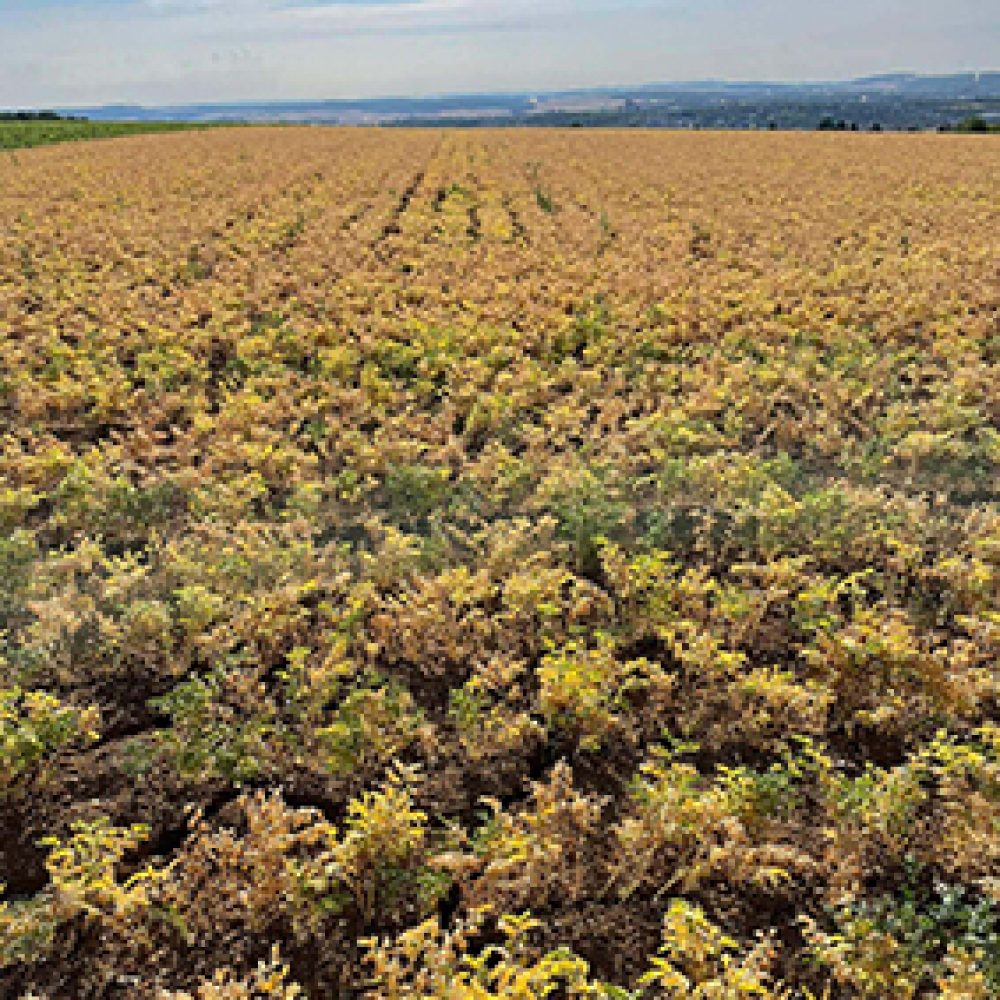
[1, 127, 997, 997]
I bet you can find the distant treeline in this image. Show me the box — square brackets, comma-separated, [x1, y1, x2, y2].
[0, 111, 86, 122]
[396, 99, 1000, 132]
[941, 114, 1000, 133]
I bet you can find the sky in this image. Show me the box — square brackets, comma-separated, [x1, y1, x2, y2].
[0, 0, 997, 108]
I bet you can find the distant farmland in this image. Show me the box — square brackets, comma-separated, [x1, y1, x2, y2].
[0, 119, 231, 150]
[1, 127, 999, 998]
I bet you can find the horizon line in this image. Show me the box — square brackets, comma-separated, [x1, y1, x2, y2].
[8, 68, 994, 114]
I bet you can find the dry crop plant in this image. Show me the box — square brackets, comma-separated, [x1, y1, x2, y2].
[0, 126, 999, 997]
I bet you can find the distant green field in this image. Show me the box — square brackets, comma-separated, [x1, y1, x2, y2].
[0, 119, 231, 151]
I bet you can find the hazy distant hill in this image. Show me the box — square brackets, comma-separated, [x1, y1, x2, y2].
[54, 72, 1000, 129]
[846, 72, 1000, 97]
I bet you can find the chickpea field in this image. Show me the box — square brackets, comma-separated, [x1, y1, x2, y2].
[1, 127, 999, 998]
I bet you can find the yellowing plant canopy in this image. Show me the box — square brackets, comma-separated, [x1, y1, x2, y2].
[1, 127, 999, 998]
